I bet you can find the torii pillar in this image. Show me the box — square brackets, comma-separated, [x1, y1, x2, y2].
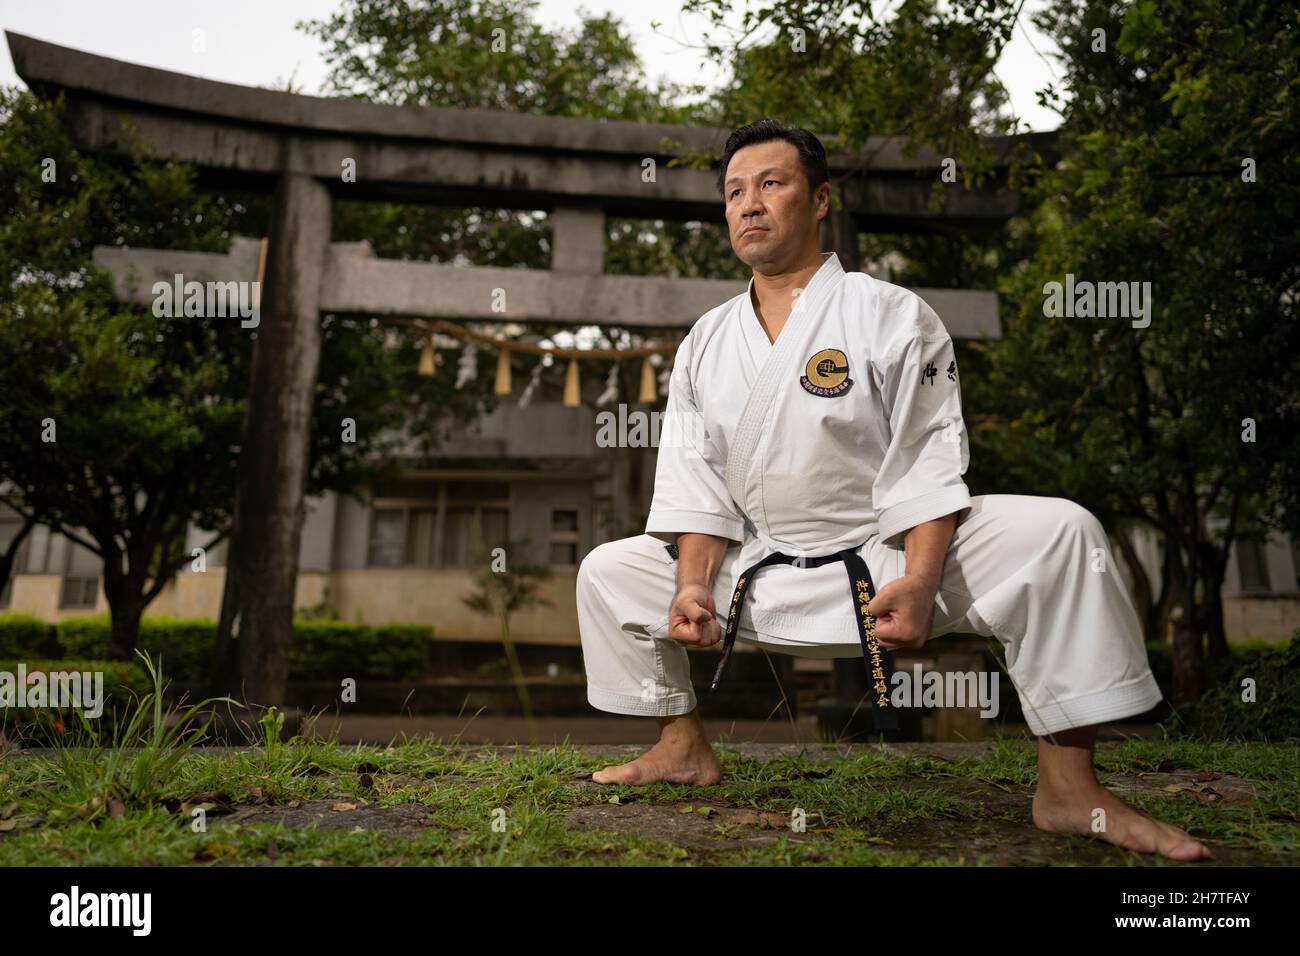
[212, 171, 331, 709]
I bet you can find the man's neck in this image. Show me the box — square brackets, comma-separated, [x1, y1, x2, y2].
[750, 249, 828, 345]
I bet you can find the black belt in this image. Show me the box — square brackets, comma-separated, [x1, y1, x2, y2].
[684, 546, 898, 733]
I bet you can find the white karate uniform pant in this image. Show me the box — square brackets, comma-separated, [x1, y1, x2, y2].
[576, 494, 1163, 736]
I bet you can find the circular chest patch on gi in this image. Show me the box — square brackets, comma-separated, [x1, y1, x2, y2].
[800, 348, 854, 397]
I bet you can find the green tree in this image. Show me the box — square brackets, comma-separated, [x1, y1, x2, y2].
[0, 88, 487, 658]
[680, 0, 1028, 181]
[463, 540, 552, 732]
[966, 0, 1300, 699]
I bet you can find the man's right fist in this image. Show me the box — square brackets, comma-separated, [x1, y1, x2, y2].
[668, 584, 722, 647]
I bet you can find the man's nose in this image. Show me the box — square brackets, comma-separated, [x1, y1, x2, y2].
[740, 193, 766, 217]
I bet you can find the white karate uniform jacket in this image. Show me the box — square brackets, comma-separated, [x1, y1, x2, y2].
[643, 251, 974, 645]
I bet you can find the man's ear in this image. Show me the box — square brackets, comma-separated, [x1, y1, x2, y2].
[815, 182, 832, 221]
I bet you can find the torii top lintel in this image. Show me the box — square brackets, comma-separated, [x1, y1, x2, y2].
[7, 30, 1057, 228]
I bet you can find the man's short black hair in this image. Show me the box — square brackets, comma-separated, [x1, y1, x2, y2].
[717, 119, 830, 198]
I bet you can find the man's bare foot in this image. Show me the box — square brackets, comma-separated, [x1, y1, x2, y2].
[1032, 781, 1213, 861]
[591, 710, 723, 786]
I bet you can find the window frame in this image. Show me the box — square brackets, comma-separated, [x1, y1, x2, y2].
[366, 482, 512, 570]
[548, 506, 581, 568]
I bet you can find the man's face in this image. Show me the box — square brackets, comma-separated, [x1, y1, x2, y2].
[722, 139, 829, 270]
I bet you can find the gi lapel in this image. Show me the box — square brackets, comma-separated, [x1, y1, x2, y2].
[724, 252, 847, 507]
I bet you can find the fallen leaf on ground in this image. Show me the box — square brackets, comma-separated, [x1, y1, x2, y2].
[194, 843, 238, 861]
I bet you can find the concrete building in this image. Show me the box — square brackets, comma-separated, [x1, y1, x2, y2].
[0, 396, 637, 646]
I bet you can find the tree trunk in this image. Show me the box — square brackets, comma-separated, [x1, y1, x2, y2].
[1170, 585, 1205, 702]
[1154, 538, 1180, 645]
[211, 520, 242, 699]
[1112, 528, 1156, 644]
[1199, 542, 1231, 660]
[1202, 572, 1229, 660]
[107, 599, 146, 663]
[0, 513, 37, 598]
[98, 546, 148, 661]
[498, 602, 535, 724]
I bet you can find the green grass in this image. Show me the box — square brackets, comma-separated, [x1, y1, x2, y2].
[2, 733, 1295, 865]
[1, 664, 1296, 866]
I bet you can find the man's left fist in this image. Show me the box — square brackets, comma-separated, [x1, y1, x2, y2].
[865, 573, 938, 649]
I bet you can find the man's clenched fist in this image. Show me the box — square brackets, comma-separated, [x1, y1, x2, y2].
[865, 573, 938, 649]
[668, 584, 723, 647]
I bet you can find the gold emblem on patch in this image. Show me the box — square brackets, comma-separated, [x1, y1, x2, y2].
[800, 348, 853, 397]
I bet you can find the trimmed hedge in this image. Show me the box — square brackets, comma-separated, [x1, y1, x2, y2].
[1166, 630, 1300, 741]
[288, 620, 432, 680]
[0, 611, 53, 658]
[0, 658, 152, 744]
[1143, 636, 1283, 691]
[54, 614, 434, 681]
[59, 614, 214, 683]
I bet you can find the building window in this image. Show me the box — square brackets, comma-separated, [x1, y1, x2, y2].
[367, 509, 408, 568]
[549, 508, 580, 566]
[367, 481, 510, 570]
[0, 520, 101, 608]
[58, 539, 101, 609]
[1236, 539, 1272, 593]
[60, 576, 99, 609]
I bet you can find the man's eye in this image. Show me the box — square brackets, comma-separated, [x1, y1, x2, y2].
[764, 180, 778, 187]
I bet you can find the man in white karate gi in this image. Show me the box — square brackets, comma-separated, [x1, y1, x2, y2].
[576, 119, 1210, 860]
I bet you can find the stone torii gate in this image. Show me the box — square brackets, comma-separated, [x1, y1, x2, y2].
[8, 31, 1056, 722]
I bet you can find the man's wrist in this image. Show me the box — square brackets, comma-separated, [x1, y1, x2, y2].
[675, 532, 727, 593]
[900, 513, 957, 595]
[902, 569, 942, 597]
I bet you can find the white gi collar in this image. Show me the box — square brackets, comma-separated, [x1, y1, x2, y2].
[741, 251, 845, 352]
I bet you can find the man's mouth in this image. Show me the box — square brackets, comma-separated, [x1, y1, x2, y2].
[739, 226, 768, 238]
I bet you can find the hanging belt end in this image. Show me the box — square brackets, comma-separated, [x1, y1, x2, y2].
[709, 654, 729, 693]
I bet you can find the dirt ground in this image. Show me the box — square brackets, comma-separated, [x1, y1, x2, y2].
[163, 742, 1296, 866]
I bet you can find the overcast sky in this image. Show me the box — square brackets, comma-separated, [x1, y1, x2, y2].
[0, 0, 1064, 131]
